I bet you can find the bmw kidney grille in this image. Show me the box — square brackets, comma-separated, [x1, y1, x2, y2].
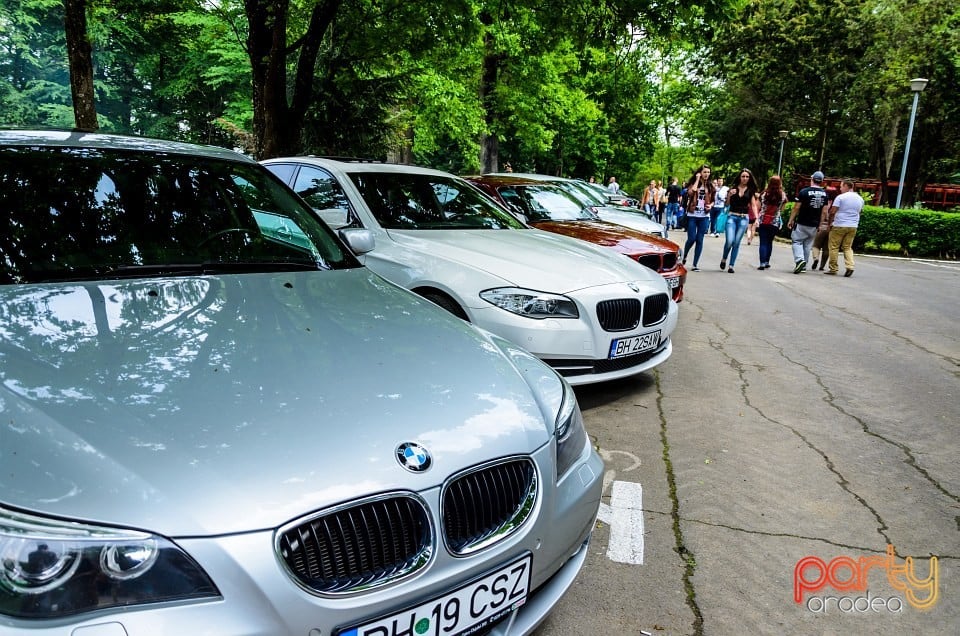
[277, 494, 432, 595]
[277, 458, 538, 594]
[442, 458, 538, 555]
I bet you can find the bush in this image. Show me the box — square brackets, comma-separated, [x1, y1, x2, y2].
[780, 205, 960, 259]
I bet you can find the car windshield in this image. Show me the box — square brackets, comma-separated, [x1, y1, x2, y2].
[565, 181, 607, 206]
[0, 146, 356, 284]
[349, 171, 526, 230]
[495, 185, 596, 222]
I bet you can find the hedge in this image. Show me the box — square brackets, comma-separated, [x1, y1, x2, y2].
[781, 204, 960, 259]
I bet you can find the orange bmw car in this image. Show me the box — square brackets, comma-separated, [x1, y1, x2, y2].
[465, 175, 686, 302]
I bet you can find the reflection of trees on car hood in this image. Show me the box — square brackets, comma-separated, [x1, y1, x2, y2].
[0, 271, 550, 535]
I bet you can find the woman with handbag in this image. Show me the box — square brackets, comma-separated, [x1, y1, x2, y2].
[756, 175, 787, 270]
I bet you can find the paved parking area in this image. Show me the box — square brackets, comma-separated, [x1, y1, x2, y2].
[536, 236, 960, 635]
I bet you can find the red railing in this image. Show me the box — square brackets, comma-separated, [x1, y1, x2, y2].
[793, 174, 960, 209]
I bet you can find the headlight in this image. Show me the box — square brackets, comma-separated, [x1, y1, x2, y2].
[555, 381, 588, 478]
[480, 287, 579, 319]
[0, 506, 219, 619]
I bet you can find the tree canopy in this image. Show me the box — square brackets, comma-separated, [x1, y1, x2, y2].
[1, 0, 956, 203]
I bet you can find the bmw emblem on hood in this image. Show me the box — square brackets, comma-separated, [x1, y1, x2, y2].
[396, 442, 432, 472]
[628, 282, 640, 293]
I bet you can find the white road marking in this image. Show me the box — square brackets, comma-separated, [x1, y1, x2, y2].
[597, 480, 645, 565]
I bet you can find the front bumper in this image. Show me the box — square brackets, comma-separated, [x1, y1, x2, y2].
[0, 446, 604, 636]
[469, 286, 678, 386]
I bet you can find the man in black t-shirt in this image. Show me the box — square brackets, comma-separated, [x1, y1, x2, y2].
[787, 171, 829, 273]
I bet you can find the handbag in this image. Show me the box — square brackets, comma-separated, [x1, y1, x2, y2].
[715, 210, 728, 230]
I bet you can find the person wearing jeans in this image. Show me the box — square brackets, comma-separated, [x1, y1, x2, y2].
[756, 175, 787, 269]
[720, 169, 759, 273]
[709, 177, 727, 236]
[665, 176, 681, 229]
[681, 165, 715, 271]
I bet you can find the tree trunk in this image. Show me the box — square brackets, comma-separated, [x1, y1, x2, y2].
[244, 0, 340, 159]
[479, 27, 502, 173]
[64, 0, 98, 131]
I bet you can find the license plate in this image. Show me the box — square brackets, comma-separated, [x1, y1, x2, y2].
[665, 276, 680, 288]
[609, 330, 661, 359]
[337, 554, 532, 636]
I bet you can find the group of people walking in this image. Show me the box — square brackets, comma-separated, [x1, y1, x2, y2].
[675, 165, 863, 275]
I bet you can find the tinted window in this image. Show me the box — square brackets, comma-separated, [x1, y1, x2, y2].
[263, 162, 297, 184]
[565, 181, 605, 206]
[349, 172, 526, 230]
[0, 147, 356, 284]
[496, 185, 594, 222]
[288, 165, 358, 230]
[292, 166, 351, 212]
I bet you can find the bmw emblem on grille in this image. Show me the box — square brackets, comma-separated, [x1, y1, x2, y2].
[396, 442, 432, 472]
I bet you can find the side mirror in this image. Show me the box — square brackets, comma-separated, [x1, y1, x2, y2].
[339, 228, 375, 255]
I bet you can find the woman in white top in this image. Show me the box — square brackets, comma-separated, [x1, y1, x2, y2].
[681, 165, 715, 271]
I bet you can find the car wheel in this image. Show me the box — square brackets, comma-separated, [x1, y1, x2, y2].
[420, 291, 469, 321]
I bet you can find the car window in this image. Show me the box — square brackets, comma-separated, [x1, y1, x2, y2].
[264, 161, 297, 184]
[349, 172, 526, 230]
[289, 165, 358, 230]
[496, 185, 593, 222]
[0, 146, 357, 284]
[566, 181, 605, 206]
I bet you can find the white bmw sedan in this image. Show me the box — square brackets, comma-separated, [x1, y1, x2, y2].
[263, 158, 678, 385]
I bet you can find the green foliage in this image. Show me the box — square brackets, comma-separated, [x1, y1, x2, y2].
[857, 206, 960, 258]
[4, 0, 955, 220]
[780, 203, 960, 258]
[708, 0, 960, 195]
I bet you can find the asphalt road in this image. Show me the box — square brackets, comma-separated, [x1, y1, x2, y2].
[535, 234, 960, 635]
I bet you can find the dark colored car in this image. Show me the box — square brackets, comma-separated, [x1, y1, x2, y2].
[465, 175, 686, 302]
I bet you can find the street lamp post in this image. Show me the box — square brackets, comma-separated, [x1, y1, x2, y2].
[895, 78, 929, 209]
[776, 130, 789, 175]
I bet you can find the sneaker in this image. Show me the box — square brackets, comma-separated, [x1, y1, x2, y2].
[757, 265, 766, 270]
[720, 260, 726, 270]
[692, 266, 700, 272]
[810, 257, 819, 270]
[728, 267, 734, 273]
[844, 270, 854, 277]
[794, 260, 806, 274]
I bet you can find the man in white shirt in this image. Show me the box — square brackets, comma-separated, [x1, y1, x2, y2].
[607, 176, 620, 193]
[823, 178, 864, 277]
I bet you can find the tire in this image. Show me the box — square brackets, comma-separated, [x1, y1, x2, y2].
[420, 291, 469, 321]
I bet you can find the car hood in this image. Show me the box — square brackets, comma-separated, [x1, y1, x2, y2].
[0, 271, 561, 536]
[384, 228, 662, 293]
[530, 220, 676, 257]
[596, 208, 665, 236]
